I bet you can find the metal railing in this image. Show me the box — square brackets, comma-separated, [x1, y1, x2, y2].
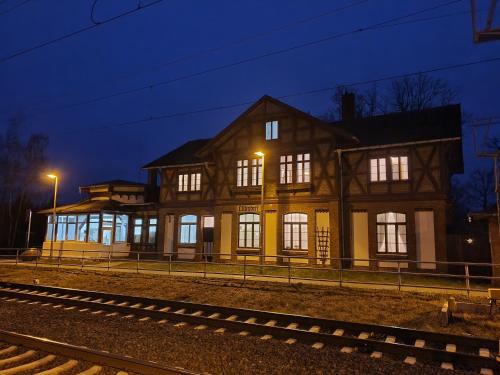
[0, 248, 498, 296]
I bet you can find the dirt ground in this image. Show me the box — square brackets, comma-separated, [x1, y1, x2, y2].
[0, 265, 498, 339]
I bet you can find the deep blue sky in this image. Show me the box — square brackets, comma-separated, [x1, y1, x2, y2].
[1, 0, 499, 202]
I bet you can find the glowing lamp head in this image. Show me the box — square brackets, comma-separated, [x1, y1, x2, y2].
[466, 238, 474, 245]
[254, 151, 264, 157]
[47, 174, 57, 179]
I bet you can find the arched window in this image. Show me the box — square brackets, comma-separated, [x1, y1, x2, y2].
[376, 212, 407, 253]
[180, 215, 197, 245]
[283, 213, 308, 251]
[238, 213, 260, 248]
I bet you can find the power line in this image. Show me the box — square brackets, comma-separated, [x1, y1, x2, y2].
[0, 0, 31, 16]
[0, 0, 165, 64]
[68, 54, 500, 134]
[25, 0, 464, 119]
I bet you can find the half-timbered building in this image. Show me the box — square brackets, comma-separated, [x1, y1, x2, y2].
[42, 94, 463, 270]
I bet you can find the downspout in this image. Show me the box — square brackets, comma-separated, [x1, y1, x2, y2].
[336, 149, 345, 267]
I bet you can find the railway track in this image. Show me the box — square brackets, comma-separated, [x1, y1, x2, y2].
[0, 328, 197, 375]
[0, 281, 498, 374]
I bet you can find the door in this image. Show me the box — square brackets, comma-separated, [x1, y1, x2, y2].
[163, 215, 174, 256]
[352, 212, 369, 267]
[415, 211, 436, 269]
[202, 216, 214, 259]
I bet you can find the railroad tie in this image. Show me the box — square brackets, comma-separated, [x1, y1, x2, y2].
[440, 362, 454, 371]
[158, 307, 170, 312]
[403, 356, 417, 365]
[238, 331, 250, 337]
[115, 372, 129, 375]
[445, 344, 456, 352]
[116, 302, 128, 307]
[80, 297, 91, 301]
[79, 308, 90, 312]
[260, 335, 273, 340]
[332, 329, 344, 336]
[16, 300, 27, 304]
[59, 294, 70, 298]
[36, 358, 78, 374]
[6, 298, 18, 302]
[385, 336, 396, 344]
[0, 346, 17, 356]
[479, 348, 490, 357]
[0, 350, 36, 366]
[174, 322, 187, 328]
[414, 339, 425, 348]
[264, 320, 277, 327]
[91, 298, 103, 303]
[480, 368, 494, 375]
[63, 306, 76, 311]
[104, 300, 116, 305]
[191, 311, 204, 317]
[340, 347, 355, 354]
[226, 315, 238, 321]
[76, 365, 103, 375]
[358, 332, 370, 340]
[308, 326, 320, 333]
[91, 310, 104, 315]
[0, 354, 55, 375]
[105, 312, 119, 317]
[130, 303, 142, 308]
[285, 338, 297, 345]
[214, 328, 226, 334]
[208, 313, 220, 319]
[157, 319, 168, 324]
[122, 314, 135, 319]
[144, 305, 156, 310]
[244, 318, 257, 324]
[286, 323, 298, 330]
[52, 304, 63, 309]
[194, 325, 207, 330]
[27, 301, 40, 305]
[139, 317, 150, 322]
[370, 351, 383, 359]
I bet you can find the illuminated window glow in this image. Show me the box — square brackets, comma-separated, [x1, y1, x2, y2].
[377, 212, 407, 253]
[180, 215, 197, 244]
[265, 120, 278, 140]
[238, 213, 260, 248]
[370, 158, 387, 182]
[283, 213, 308, 250]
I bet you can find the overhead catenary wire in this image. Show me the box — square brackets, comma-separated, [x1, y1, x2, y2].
[22, 0, 464, 120]
[0, 0, 31, 16]
[0, 0, 165, 63]
[64, 54, 500, 134]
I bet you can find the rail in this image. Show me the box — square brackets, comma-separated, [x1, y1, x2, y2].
[0, 248, 499, 296]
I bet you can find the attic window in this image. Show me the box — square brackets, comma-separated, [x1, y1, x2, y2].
[265, 121, 278, 140]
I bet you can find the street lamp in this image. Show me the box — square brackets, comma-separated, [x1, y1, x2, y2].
[254, 152, 265, 266]
[47, 174, 58, 258]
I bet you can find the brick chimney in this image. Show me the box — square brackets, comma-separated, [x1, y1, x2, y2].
[341, 92, 355, 121]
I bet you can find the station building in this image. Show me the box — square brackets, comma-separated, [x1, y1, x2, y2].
[41, 95, 463, 271]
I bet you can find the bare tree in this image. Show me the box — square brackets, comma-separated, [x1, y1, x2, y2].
[389, 74, 457, 112]
[465, 168, 495, 211]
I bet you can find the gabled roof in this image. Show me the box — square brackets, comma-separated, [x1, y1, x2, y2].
[333, 104, 462, 147]
[38, 199, 135, 214]
[197, 95, 357, 156]
[142, 138, 211, 169]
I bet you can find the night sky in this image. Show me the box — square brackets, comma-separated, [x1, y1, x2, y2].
[1, 0, 499, 202]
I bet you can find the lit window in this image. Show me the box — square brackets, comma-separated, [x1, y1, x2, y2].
[148, 218, 157, 244]
[178, 174, 189, 192]
[66, 215, 76, 241]
[88, 214, 100, 242]
[251, 158, 262, 186]
[297, 153, 311, 183]
[238, 213, 260, 248]
[46, 216, 55, 241]
[101, 213, 113, 245]
[283, 213, 308, 251]
[370, 158, 387, 182]
[236, 160, 249, 187]
[114, 215, 128, 243]
[280, 155, 293, 184]
[190, 173, 201, 191]
[265, 120, 278, 140]
[180, 215, 197, 244]
[56, 215, 67, 241]
[390, 156, 409, 181]
[377, 212, 407, 254]
[133, 218, 142, 244]
[77, 215, 87, 241]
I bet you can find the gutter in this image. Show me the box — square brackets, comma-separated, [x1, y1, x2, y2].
[339, 137, 461, 153]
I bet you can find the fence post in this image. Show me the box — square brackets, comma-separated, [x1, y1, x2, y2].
[136, 252, 140, 274]
[397, 260, 401, 292]
[288, 257, 291, 285]
[243, 255, 247, 283]
[15, 249, 19, 266]
[465, 264, 471, 298]
[203, 253, 207, 278]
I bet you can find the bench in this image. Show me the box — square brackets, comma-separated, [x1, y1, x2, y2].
[488, 288, 500, 314]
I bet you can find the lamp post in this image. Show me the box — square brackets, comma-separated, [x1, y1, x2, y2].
[254, 152, 265, 267]
[47, 174, 58, 258]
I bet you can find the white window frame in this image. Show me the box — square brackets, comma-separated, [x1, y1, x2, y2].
[133, 218, 143, 244]
[370, 158, 387, 182]
[283, 213, 308, 251]
[265, 120, 278, 140]
[236, 160, 249, 187]
[179, 215, 197, 245]
[280, 155, 293, 184]
[178, 174, 189, 192]
[376, 212, 407, 254]
[390, 156, 409, 181]
[238, 213, 260, 249]
[296, 153, 311, 183]
[148, 218, 158, 244]
[251, 158, 262, 186]
[190, 173, 201, 191]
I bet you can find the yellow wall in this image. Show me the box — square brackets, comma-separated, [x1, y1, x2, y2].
[265, 211, 277, 262]
[220, 213, 232, 259]
[415, 211, 436, 269]
[352, 212, 369, 267]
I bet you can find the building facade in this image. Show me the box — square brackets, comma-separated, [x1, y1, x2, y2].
[42, 95, 463, 270]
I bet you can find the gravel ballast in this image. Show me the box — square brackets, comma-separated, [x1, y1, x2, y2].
[0, 299, 479, 375]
